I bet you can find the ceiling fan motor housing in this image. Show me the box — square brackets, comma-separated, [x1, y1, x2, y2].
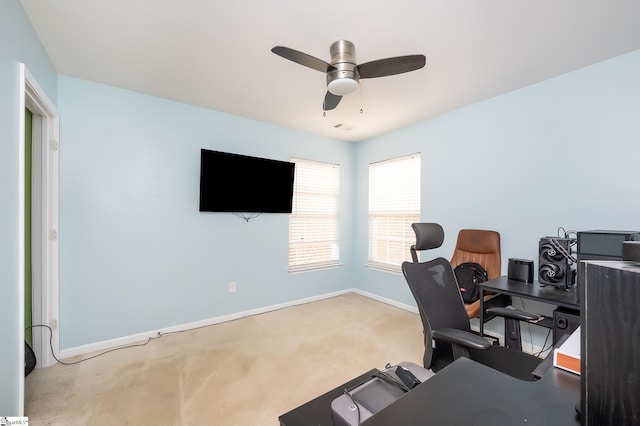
[327, 40, 359, 95]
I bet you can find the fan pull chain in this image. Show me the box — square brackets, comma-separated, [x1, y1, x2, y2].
[322, 93, 327, 117]
[360, 83, 364, 114]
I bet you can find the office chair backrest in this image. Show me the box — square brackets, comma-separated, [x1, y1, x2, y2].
[410, 223, 444, 262]
[402, 257, 471, 369]
[450, 229, 501, 280]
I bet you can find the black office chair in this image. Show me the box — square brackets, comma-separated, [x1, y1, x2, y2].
[404, 223, 543, 381]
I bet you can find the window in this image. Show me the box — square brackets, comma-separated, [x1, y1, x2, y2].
[289, 158, 340, 272]
[368, 154, 420, 272]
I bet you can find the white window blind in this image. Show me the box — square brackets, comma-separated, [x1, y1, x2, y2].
[368, 154, 420, 272]
[289, 158, 340, 272]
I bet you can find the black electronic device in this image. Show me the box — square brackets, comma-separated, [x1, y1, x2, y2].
[575, 231, 640, 299]
[25, 341, 36, 376]
[199, 149, 295, 213]
[507, 258, 534, 283]
[395, 365, 421, 389]
[330, 362, 431, 426]
[577, 230, 640, 262]
[552, 307, 580, 346]
[622, 241, 640, 261]
[538, 237, 576, 290]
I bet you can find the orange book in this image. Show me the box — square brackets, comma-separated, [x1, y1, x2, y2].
[553, 326, 581, 375]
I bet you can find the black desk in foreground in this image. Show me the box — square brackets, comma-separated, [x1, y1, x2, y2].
[279, 357, 580, 426]
[363, 357, 580, 426]
[279, 369, 379, 426]
[479, 276, 580, 337]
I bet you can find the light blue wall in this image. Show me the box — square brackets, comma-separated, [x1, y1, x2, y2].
[353, 49, 640, 304]
[57, 76, 355, 348]
[4, 0, 640, 412]
[0, 0, 57, 415]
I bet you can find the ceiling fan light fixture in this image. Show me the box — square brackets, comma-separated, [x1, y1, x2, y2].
[327, 77, 359, 96]
[327, 40, 359, 96]
[271, 39, 425, 110]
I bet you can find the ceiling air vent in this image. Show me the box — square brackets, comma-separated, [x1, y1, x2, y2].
[333, 123, 353, 131]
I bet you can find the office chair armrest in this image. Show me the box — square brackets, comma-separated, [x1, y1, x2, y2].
[432, 328, 492, 351]
[486, 307, 541, 322]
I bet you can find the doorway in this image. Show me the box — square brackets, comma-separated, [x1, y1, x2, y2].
[21, 64, 60, 371]
[25, 107, 33, 348]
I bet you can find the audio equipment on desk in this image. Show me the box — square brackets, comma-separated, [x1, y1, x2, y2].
[577, 230, 640, 262]
[507, 258, 534, 283]
[538, 237, 576, 290]
[576, 230, 640, 294]
[622, 241, 640, 261]
[552, 307, 580, 346]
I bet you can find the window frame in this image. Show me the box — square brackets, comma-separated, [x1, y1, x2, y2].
[288, 157, 341, 273]
[367, 153, 421, 273]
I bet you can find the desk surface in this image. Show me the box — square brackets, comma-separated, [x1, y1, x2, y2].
[481, 276, 579, 310]
[363, 357, 580, 426]
[278, 369, 379, 426]
[279, 358, 580, 426]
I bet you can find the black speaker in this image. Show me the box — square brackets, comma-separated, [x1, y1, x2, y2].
[538, 237, 575, 289]
[622, 241, 640, 261]
[25, 341, 36, 376]
[552, 307, 580, 345]
[508, 258, 534, 283]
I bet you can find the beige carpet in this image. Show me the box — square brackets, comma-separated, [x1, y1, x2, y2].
[25, 293, 424, 425]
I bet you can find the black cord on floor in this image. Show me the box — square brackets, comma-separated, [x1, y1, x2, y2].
[535, 329, 553, 357]
[515, 297, 536, 353]
[514, 297, 553, 357]
[26, 300, 342, 366]
[26, 324, 156, 365]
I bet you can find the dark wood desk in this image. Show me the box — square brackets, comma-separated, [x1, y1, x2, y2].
[363, 357, 580, 426]
[280, 358, 580, 426]
[279, 358, 580, 426]
[479, 276, 580, 337]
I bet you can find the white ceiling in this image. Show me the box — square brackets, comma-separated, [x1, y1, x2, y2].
[21, 0, 640, 142]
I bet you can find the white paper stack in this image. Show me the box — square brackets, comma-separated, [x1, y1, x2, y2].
[553, 326, 581, 375]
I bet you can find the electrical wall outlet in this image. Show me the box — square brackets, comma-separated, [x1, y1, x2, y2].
[50, 319, 58, 331]
[228, 281, 236, 293]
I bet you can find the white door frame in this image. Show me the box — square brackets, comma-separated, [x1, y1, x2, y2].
[21, 64, 60, 371]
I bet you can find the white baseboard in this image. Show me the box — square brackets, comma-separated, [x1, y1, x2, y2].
[61, 289, 552, 362]
[351, 288, 419, 314]
[59, 289, 356, 359]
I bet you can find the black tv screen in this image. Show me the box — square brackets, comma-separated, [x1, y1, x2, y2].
[199, 149, 295, 213]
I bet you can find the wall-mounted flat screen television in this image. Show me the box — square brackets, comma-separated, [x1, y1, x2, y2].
[199, 149, 295, 213]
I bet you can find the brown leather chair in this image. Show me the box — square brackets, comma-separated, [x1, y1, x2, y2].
[450, 229, 504, 319]
[407, 224, 535, 357]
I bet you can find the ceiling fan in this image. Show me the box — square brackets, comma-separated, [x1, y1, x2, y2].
[271, 40, 426, 111]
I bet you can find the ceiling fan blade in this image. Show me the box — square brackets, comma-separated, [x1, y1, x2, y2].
[323, 91, 342, 111]
[271, 46, 335, 73]
[357, 55, 426, 79]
